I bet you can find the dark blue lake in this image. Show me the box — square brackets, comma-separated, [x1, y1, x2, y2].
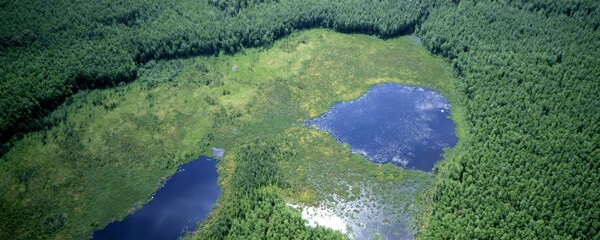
[307, 84, 457, 171]
[93, 156, 220, 240]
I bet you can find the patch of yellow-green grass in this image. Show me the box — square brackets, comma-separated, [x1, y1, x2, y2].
[278, 126, 432, 204]
[205, 29, 466, 237]
[0, 29, 466, 239]
[0, 58, 230, 238]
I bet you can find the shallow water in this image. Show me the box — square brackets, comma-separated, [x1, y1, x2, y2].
[301, 83, 456, 239]
[307, 83, 457, 172]
[93, 156, 220, 240]
[295, 182, 417, 240]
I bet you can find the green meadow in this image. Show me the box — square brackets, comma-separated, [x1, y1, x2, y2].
[0, 29, 465, 239]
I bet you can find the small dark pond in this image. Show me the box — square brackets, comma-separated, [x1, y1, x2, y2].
[307, 84, 457, 172]
[93, 156, 220, 240]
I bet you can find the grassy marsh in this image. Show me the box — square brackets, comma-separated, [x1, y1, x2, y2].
[0, 29, 465, 239]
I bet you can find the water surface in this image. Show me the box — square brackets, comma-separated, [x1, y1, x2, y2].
[93, 156, 220, 240]
[307, 84, 457, 171]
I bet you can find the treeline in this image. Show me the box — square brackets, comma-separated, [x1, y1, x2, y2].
[191, 139, 347, 239]
[418, 1, 600, 239]
[208, 0, 278, 15]
[0, 0, 430, 153]
[2, 0, 600, 238]
[0, 57, 218, 240]
[498, 0, 598, 17]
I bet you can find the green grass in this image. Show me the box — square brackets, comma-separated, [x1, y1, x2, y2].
[0, 29, 466, 239]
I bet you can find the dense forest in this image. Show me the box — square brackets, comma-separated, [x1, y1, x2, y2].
[0, 0, 427, 150]
[1, 0, 598, 239]
[418, 1, 600, 238]
[190, 139, 347, 239]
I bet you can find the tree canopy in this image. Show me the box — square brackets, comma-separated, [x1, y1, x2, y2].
[0, 0, 598, 239]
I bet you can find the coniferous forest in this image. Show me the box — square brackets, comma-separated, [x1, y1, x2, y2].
[1, 0, 599, 239]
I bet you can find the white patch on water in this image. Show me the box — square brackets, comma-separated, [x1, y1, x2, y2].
[392, 156, 409, 167]
[212, 148, 225, 159]
[290, 183, 416, 240]
[351, 149, 369, 158]
[306, 83, 456, 171]
[302, 205, 349, 233]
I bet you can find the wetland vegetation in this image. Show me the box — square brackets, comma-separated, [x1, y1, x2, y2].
[306, 84, 457, 171]
[93, 156, 220, 240]
[2, 30, 457, 239]
[1, 0, 599, 239]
